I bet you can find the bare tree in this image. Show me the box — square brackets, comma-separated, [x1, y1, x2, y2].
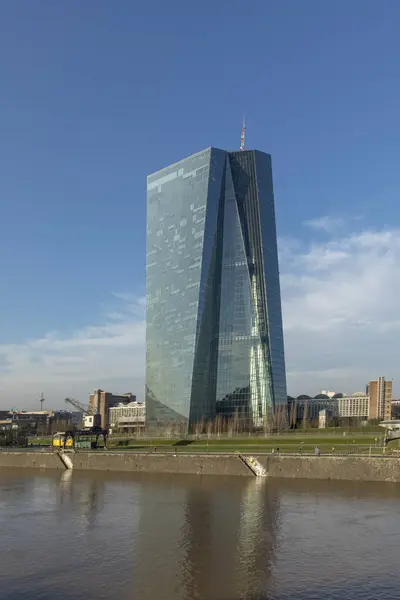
[216, 415, 223, 437]
[302, 401, 308, 430]
[290, 400, 297, 429]
[164, 424, 173, 439]
[233, 408, 239, 437]
[198, 416, 204, 437]
[227, 416, 234, 438]
[262, 414, 271, 437]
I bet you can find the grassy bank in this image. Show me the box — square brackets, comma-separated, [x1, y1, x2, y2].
[107, 432, 396, 455]
[30, 427, 396, 456]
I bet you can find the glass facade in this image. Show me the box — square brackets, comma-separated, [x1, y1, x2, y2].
[146, 147, 287, 431]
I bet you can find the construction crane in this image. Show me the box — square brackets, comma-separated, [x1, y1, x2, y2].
[64, 397, 101, 430]
[64, 397, 94, 415]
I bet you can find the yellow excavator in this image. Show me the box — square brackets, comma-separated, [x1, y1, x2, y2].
[52, 432, 74, 448]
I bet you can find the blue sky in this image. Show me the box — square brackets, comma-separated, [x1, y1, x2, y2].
[1, 0, 400, 408]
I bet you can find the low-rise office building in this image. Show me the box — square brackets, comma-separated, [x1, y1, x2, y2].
[108, 402, 146, 433]
[288, 394, 338, 426]
[392, 400, 400, 419]
[335, 392, 369, 418]
[9, 410, 52, 433]
[48, 410, 82, 433]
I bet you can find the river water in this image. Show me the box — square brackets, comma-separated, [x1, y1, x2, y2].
[1, 470, 400, 600]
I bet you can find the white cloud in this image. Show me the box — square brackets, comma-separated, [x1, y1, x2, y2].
[303, 215, 344, 233]
[281, 226, 400, 396]
[303, 214, 365, 235]
[0, 294, 146, 409]
[1, 220, 400, 409]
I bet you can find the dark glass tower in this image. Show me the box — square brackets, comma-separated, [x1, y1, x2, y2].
[146, 147, 287, 431]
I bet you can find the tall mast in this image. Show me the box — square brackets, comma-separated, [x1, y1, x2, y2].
[240, 116, 246, 151]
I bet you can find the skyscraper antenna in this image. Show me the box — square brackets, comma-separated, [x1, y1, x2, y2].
[240, 116, 246, 151]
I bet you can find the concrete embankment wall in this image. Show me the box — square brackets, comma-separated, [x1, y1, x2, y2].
[0, 452, 251, 476]
[73, 452, 251, 476]
[256, 455, 400, 483]
[1, 452, 400, 482]
[0, 451, 63, 470]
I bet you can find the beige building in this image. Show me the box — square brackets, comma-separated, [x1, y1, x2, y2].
[367, 377, 392, 421]
[109, 402, 146, 433]
[336, 393, 369, 418]
[89, 390, 137, 428]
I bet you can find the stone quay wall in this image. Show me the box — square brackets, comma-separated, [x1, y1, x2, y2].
[1, 451, 400, 482]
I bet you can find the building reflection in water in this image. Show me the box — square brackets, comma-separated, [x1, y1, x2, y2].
[58, 469, 73, 502]
[130, 475, 280, 600]
[57, 472, 104, 531]
[3, 472, 400, 599]
[235, 477, 280, 598]
[78, 480, 101, 530]
[129, 477, 191, 600]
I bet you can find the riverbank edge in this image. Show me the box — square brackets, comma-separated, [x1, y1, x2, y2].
[1, 452, 400, 482]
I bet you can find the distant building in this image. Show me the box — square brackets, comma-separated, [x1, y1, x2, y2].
[108, 402, 146, 433]
[392, 400, 400, 419]
[367, 377, 392, 420]
[9, 410, 51, 431]
[89, 390, 137, 428]
[287, 394, 338, 426]
[318, 408, 336, 428]
[336, 392, 369, 419]
[50, 410, 81, 429]
[290, 379, 392, 424]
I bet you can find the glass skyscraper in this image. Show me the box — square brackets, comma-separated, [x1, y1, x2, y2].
[146, 147, 287, 431]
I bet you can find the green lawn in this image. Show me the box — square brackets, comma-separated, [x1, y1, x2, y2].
[28, 437, 51, 446]
[27, 428, 398, 456]
[106, 432, 394, 455]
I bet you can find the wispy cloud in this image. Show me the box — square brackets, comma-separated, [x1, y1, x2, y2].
[0, 294, 145, 408]
[302, 214, 364, 235]
[303, 215, 344, 233]
[280, 224, 400, 395]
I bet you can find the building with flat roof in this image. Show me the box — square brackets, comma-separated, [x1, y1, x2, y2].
[89, 390, 137, 428]
[108, 402, 145, 433]
[288, 394, 338, 426]
[336, 393, 369, 418]
[392, 400, 400, 419]
[367, 377, 392, 420]
[146, 147, 287, 432]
